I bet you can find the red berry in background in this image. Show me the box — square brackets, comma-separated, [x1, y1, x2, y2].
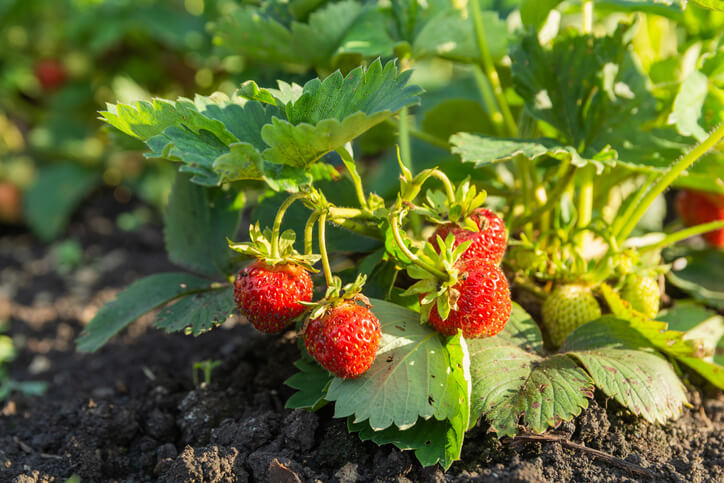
[427, 259, 511, 338]
[34, 59, 67, 91]
[304, 302, 381, 378]
[430, 208, 507, 264]
[233, 261, 313, 333]
[0, 181, 22, 224]
[676, 190, 724, 248]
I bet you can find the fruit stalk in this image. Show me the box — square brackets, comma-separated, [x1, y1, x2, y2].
[318, 210, 334, 287]
[390, 210, 448, 279]
[304, 211, 321, 256]
[336, 147, 368, 210]
[271, 193, 307, 259]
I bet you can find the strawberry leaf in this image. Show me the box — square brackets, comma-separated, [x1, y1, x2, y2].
[563, 317, 688, 424]
[468, 304, 591, 436]
[76, 273, 219, 352]
[154, 286, 234, 335]
[261, 60, 422, 167]
[164, 172, 241, 278]
[325, 299, 470, 431]
[285, 359, 332, 411]
[451, 133, 615, 173]
[511, 26, 662, 163]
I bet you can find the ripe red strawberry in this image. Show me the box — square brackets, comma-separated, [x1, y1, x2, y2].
[676, 189, 724, 248]
[427, 259, 511, 338]
[233, 261, 313, 333]
[304, 301, 381, 378]
[430, 208, 507, 264]
[34, 59, 67, 91]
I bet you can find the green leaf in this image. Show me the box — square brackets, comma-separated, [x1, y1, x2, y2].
[285, 359, 333, 411]
[563, 317, 688, 424]
[164, 172, 241, 278]
[450, 133, 614, 172]
[261, 60, 422, 167]
[667, 248, 724, 310]
[511, 27, 656, 159]
[76, 273, 217, 352]
[154, 286, 234, 335]
[467, 304, 592, 437]
[690, 0, 724, 11]
[325, 299, 470, 430]
[213, 1, 384, 69]
[670, 70, 709, 141]
[349, 416, 461, 470]
[413, 9, 509, 63]
[520, 0, 562, 27]
[24, 164, 99, 241]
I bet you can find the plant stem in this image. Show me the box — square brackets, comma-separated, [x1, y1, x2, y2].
[576, 165, 594, 247]
[389, 211, 448, 279]
[271, 193, 307, 259]
[398, 108, 413, 171]
[428, 169, 457, 203]
[304, 211, 320, 256]
[616, 122, 724, 244]
[472, 66, 505, 137]
[470, 0, 517, 136]
[512, 164, 576, 231]
[638, 220, 724, 254]
[336, 147, 368, 210]
[318, 211, 333, 287]
[611, 173, 657, 237]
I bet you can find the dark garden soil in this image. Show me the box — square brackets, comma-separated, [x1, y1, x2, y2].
[1, 191, 723, 482]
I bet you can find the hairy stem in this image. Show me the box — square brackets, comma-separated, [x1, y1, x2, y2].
[271, 193, 307, 259]
[639, 220, 724, 254]
[616, 122, 724, 244]
[512, 164, 576, 231]
[582, 0, 594, 34]
[576, 165, 595, 248]
[428, 169, 457, 203]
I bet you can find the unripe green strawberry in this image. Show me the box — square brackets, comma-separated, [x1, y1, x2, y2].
[620, 275, 660, 319]
[542, 284, 602, 347]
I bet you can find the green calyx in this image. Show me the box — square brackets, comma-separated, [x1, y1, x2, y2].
[416, 178, 487, 230]
[229, 223, 321, 270]
[304, 273, 370, 321]
[400, 233, 473, 322]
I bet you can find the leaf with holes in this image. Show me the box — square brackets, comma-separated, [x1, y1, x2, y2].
[325, 298, 470, 431]
[562, 317, 688, 424]
[467, 304, 592, 437]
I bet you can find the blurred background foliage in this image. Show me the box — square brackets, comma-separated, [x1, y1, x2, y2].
[1, 0, 723, 240]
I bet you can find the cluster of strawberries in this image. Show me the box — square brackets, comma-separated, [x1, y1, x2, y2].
[425, 208, 512, 338]
[232, 208, 511, 379]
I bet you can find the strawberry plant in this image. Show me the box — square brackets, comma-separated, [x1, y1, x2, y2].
[77, 0, 724, 470]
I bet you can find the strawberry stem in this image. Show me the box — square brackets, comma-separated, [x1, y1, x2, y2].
[389, 210, 448, 280]
[304, 210, 321, 256]
[271, 193, 307, 260]
[336, 147, 369, 210]
[318, 210, 334, 287]
[398, 108, 413, 171]
[428, 169, 457, 204]
[638, 220, 724, 254]
[470, 0, 517, 137]
[616, 122, 724, 244]
[575, 165, 595, 249]
[582, 0, 594, 33]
